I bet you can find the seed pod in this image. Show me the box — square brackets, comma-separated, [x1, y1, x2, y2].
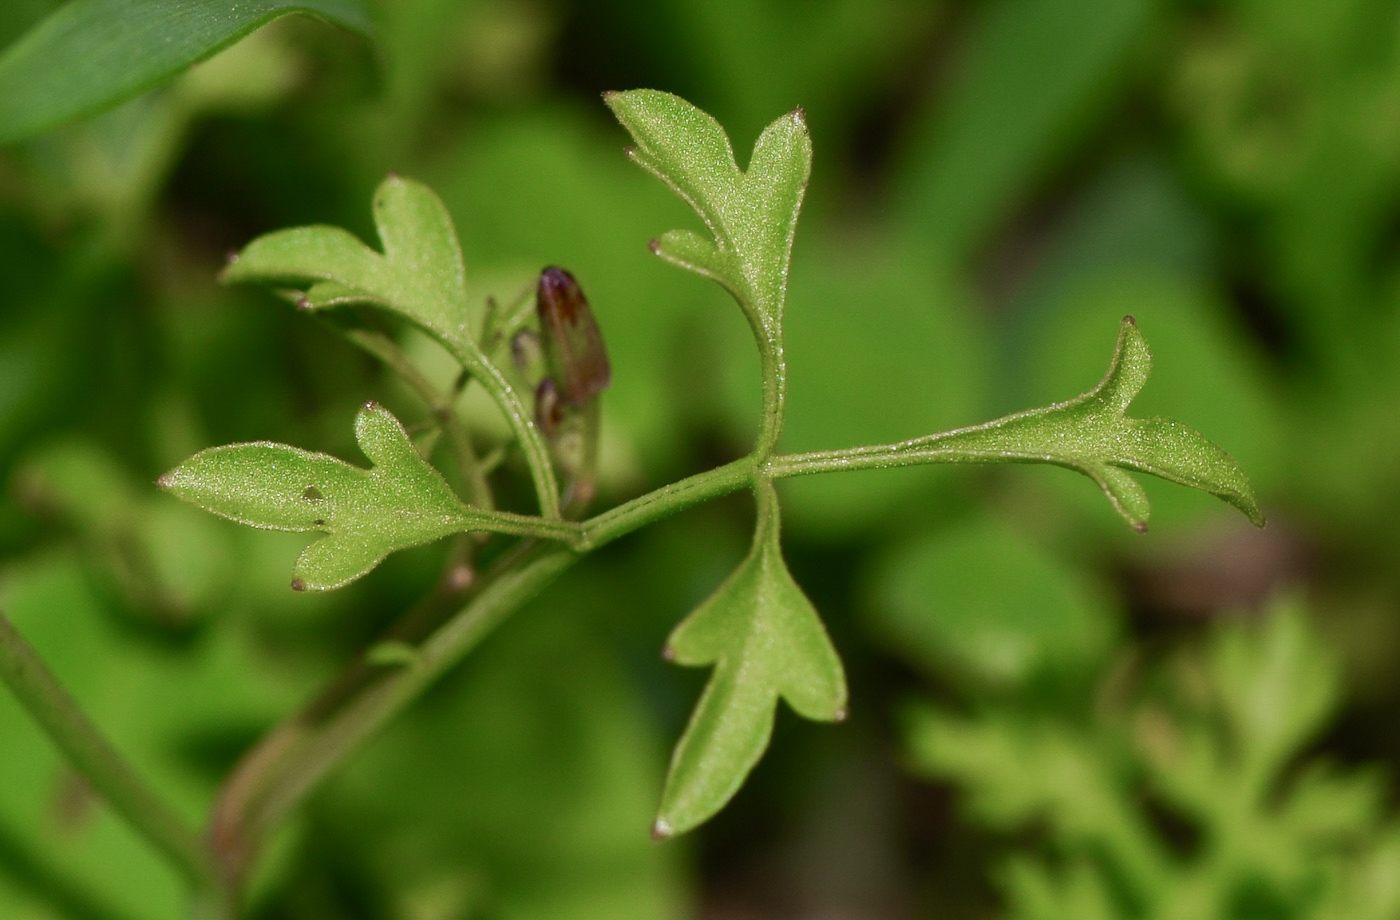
[536, 267, 611, 406]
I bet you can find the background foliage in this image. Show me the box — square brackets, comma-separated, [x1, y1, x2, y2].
[1, 0, 1398, 917]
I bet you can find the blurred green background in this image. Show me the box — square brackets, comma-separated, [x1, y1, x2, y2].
[4, 0, 1400, 917]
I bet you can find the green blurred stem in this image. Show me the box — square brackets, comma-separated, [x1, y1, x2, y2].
[335, 324, 495, 511]
[0, 611, 223, 895]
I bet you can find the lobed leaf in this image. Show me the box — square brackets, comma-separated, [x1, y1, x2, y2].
[221, 175, 563, 518]
[222, 174, 472, 354]
[654, 481, 846, 839]
[884, 317, 1264, 530]
[605, 89, 811, 342]
[161, 403, 504, 591]
[0, 0, 373, 144]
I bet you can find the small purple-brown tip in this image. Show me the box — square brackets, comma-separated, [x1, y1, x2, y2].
[363, 399, 379, 410]
[661, 645, 676, 662]
[295, 296, 312, 312]
[651, 819, 673, 841]
[1133, 521, 1149, 534]
[792, 105, 806, 125]
[623, 146, 637, 157]
[648, 239, 661, 254]
[1123, 314, 1137, 326]
[290, 578, 306, 592]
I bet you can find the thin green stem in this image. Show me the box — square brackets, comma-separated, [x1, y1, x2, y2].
[764, 423, 1088, 479]
[579, 456, 756, 549]
[450, 343, 562, 520]
[0, 611, 222, 895]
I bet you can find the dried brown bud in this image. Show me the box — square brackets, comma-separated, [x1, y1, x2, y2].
[536, 267, 611, 407]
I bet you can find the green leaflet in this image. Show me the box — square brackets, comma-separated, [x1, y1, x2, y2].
[221, 174, 562, 518]
[222, 174, 472, 354]
[655, 480, 846, 839]
[0, 0, 373, 144]
[925, 317, 1264, 529]
[771, 317, 1264, 530]
[159, 403, 568, 591]
[605, 88, 810, 348]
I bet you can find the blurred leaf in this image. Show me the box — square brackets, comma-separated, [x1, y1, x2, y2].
[868, 517, 1115, 689]
[14, 439, 233, 623]
[897, 0, 1153, 261]
[1209, 598, 1338, 783]
[656, 481, 845, 839]
[764, 235, 991, 535]
[329, 584, 686, 920]
[0, 0, 372, 144]
[1001, 857, 1120, 920]
[161, 403, 506, 591]
[606, 89, 810, 350]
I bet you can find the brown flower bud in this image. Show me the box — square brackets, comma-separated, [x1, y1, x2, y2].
[536, 267, 611, 407]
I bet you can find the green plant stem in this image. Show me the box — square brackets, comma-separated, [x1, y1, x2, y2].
[450, 341, 562, 520]
[764, 421, 1107, 478]
[336, 323, 495, 511]
[0, 610, 223, 895]
[210, 424, 1072, 886]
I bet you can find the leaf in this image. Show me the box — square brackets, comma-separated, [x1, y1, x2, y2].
[222, 174, 471, 355]
[159, 403, 532, 591]
[0, 0, 373, 144]
[896, 0, 1152, 261]
[654, 481, 846, 839]
[882, 316, 1264, 530]
[222, 174, 562, 518]
[868, 517, 1115, 689]
[605, 89, 811, 344]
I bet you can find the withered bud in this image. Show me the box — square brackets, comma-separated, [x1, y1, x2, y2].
[535, 378, 563, 437]
[536, 267, 611, 407]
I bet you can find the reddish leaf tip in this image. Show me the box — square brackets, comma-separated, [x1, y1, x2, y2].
[650, 819, 673, 841]
[623, 146, 637, 157]
[1123, 314, 1137, 326]
[1133, 521, 1149, 534]
[295, 296, 312, 312]
[648, 238, 661, 254]
[363, 399, 379, 410]
[290, 578, 306, 592]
